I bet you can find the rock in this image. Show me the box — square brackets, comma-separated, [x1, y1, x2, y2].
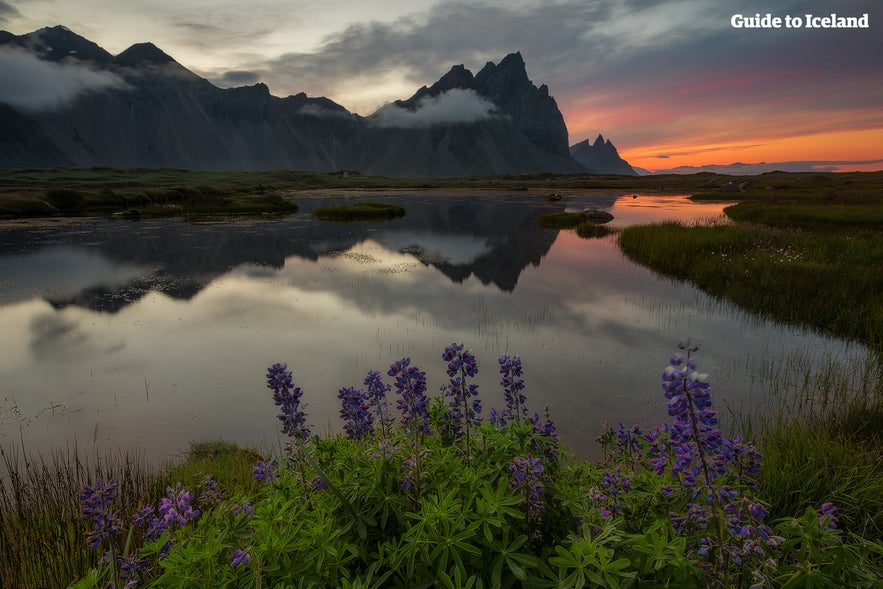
[584, 209, 614, 222]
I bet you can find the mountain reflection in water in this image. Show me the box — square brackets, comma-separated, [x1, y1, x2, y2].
[0, 194, 866, 461]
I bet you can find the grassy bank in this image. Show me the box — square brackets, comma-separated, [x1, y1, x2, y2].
[311, 201, 406, 222]
[617, 177, 883, 556]
[0, 441, 261, 589]
[3, 167, 881, 219]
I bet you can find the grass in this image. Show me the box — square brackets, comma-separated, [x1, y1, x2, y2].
[0, 440, 259, 589]
[311, 201, 406, 222]
[618, 219, 883, 352]
[617, 178, 883, 546]
[575, 222, 615, 239]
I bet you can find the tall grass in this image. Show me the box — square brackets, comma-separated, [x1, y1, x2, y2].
[0, 440, 260, 588]
[618, 220, 883, 352]
[748, 353, 883, 539]
[0, 445, 160, 589]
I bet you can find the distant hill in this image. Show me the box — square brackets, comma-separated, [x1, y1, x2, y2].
[0, 25, 636, 177]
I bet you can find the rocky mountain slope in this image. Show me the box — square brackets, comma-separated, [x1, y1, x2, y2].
[569, 134, 637, 175]
[0, 26, 634, 177]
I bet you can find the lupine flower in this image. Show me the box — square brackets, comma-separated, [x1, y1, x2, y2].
[198, 474, 225, 505]
[117, 552, 151, 587]
[442, 343, 482, 438]
[488, 406, 507, 428]
[509, 454, 546, 530]
[399, 455, 417, 491]
[310, 476, 329, 491]
[338, 386, 375, 440]
[267, 363, 310, 440]
[253, 460, 276, 484]
[616, 422, 643, 455]
[370, 439, 395, 460]
[158, 485, 200, 527]
[232, 502, 254, 517]
[364, 370, 393, 437]
[529, 410, 560, 464]
[389, 358, 430, 437]
[231, 548, 250, 567]
[79, 479, 122, 550]
[498, 354, 527, 425]
[819, 502, 838, 530]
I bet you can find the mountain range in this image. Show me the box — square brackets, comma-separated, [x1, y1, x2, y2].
[0, 26, 636, 177]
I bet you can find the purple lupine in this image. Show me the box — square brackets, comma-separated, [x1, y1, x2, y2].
[616, 422, 643, 456]
[389, 357, 430, 438]
[498, 354, 527, 425]
[338, 386, 375, 440]
[509, 454, 547, 532]
[79, 479, 122, 550]
[399, 455, 417, 491]
[232, 501, 254, 517]
[158, 485, 200, 527]
[488, 407, 507, 428]
[529, 410, 560, 465]
[589, 469, 632, 521]
[442, 343, 482, 439]
[231, 548, 250, 567]
[364, 370, 393, 438]
[818, 502, 838, 530]
[198, 474, 225, 505]
[648, 341, 784, 578]
[267, 363, 310, 441]
[252, 460, 276, 484]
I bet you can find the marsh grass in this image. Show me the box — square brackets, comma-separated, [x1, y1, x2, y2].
[0, 445, 161, 589]
[0, 440, 258, 588]
[575, 222, 615, 239]
[618, 220, 883, 351]
[536, 211, 587, 228]
[311, 201, 406, 222]
[744, 353, 883, 539]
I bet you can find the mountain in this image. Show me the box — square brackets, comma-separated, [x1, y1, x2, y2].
[0, 26, 634, 177]
[569, 134, 636, 175]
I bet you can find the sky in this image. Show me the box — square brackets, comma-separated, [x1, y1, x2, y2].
[2, 0, 881, 172]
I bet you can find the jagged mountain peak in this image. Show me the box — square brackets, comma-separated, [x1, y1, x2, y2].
[570, 134, 636, 175]
[1, 29, 634, 177]
[0, 25, 114, 63]
[114, 42, 176, 67]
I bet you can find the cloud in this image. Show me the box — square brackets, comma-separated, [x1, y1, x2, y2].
[0, 1, 21, 22]
[0, 47, 128, 111]
[212, 70, 262, 86]
[371, 88, 499, 127]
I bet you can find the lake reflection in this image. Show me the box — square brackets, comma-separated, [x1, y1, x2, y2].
[0, 194, 866, 461]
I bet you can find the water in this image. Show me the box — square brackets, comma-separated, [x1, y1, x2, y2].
[0, 193, 867, 461]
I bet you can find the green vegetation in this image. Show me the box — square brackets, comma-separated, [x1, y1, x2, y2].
[616, 173, 883, 570]
[311, 201, 406, 222]
[0, 441, 259, 589]
[61, 343, 883, 589]
[618, 189, 883, 353]
[575, 222, 614, 239]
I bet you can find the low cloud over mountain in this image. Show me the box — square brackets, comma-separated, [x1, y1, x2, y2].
[0, 46, 128, 111]
[0, 26, 635, 177]
[371, 88, 499, 128]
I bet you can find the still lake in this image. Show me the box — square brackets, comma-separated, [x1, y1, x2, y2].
[0, 193, 867, 461]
